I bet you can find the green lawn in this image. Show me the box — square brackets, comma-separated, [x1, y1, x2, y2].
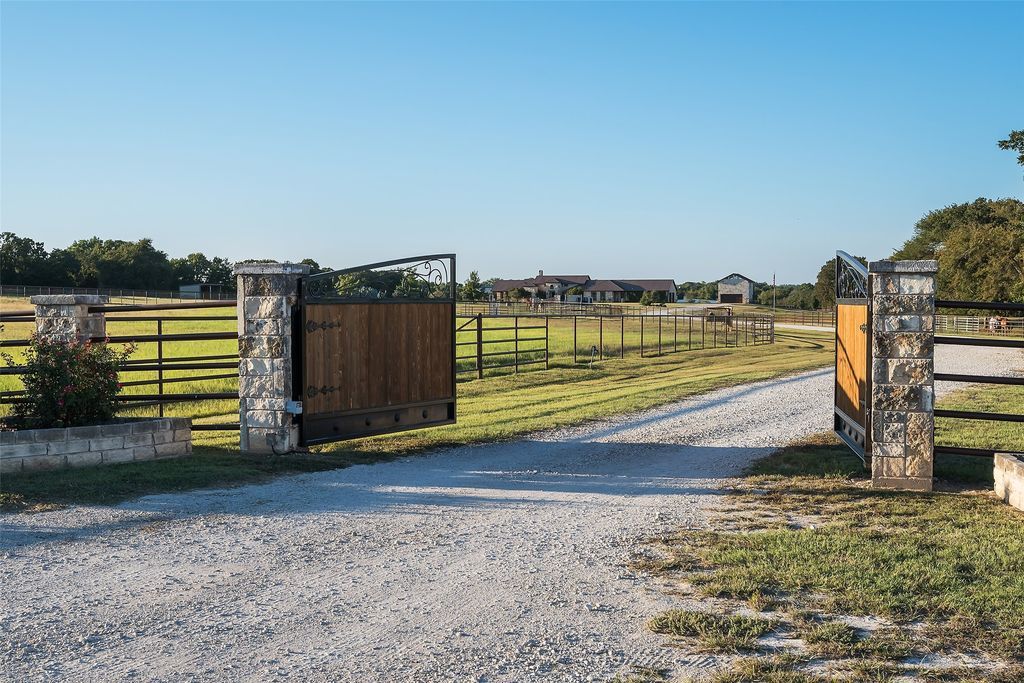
[0, 326, 833, 509]
[639, 380, 1024, 682]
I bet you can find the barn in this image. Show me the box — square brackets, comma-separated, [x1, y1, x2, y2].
[717, 273, 755, 304]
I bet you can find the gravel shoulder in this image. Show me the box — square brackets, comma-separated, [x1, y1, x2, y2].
[0, 346, 1017, 682]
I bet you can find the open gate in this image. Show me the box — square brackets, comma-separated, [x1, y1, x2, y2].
[296, 254, 456, 446]
[834, 251, 871, 460]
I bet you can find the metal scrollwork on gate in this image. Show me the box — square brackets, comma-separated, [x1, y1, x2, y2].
[835, 251, 868, 302]
[303, 254, 455, 302]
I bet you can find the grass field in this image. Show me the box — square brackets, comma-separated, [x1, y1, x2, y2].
[1, 296, 777, 435]
[0, 311, 834, 508]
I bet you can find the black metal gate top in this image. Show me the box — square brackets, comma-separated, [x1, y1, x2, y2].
[297, 254, 457, 445]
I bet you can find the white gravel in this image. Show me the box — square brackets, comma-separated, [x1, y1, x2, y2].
[1, 346, 1018, 683]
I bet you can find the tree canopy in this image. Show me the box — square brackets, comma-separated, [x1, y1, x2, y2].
[998, 129, 1024, 167]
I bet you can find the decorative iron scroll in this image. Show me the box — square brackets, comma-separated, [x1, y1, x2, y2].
[835, 251, 868, 301]
[303, 254, 456, 302]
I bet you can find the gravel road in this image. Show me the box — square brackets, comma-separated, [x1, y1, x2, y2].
[1, 347, 1018, 683]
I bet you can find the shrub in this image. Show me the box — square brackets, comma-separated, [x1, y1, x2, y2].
[3, 336, 134, 429]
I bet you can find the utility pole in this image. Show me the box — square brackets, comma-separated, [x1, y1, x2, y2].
[772, 272, 776, 313]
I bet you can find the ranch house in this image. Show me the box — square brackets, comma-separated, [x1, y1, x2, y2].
[492, 271, 677, 303]
[717, 273, 756, 304]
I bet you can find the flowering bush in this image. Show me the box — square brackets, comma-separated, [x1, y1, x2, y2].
[2, 336, 134, 429]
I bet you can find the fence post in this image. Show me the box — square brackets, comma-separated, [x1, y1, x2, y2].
[620, 316, 624, 358]
[157, 319, 165, 418]
[514, 316, 519, 373]
[868, 259, 937, 492]
[31, 295, 107, 343]
[599, 316, 603, 359]
[544, 316, 549, 370]
[476, 314, 484, 380]
[234, 262, 310, 454]
[640, 315, 645, 357]
[573, 316, 577, 364]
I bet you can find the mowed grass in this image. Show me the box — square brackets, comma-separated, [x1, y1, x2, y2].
[0, 306, 833, 508]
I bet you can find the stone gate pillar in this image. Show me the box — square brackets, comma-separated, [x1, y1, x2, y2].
[234, 263, 311, 454]
[31, 295, 107, 343]
[868, 260, 938, 491]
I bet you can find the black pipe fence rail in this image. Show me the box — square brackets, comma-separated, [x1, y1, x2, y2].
[455, 312, 774, 381]
[0, 284, 235, 303]
[0, 301, 240, 431]
[933, 299, 1024, 459]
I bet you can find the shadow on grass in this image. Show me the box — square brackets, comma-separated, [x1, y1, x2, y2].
[0, 444, 397, 512]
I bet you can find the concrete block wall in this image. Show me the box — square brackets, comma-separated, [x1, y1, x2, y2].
[0, 418, 191, 474]
[868, 260, 938, 491]
[995, 454, 1024, 512]
[235, 262, 310, 454]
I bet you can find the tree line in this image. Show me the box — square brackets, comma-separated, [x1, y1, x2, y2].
[0, 233, 336, 292]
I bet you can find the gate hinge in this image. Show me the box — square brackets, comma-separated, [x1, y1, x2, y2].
[286, 400, 303, 415]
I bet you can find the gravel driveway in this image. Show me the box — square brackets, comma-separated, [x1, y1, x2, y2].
[1, 347, 1018, 682]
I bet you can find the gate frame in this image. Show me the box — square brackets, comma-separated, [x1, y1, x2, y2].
[294, 254, 457, 447]
[833, 251, 872, 461]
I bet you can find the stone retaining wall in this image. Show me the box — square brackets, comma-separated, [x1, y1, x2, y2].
[0, 418, 191, 474]
[994, 453, 1024, 512]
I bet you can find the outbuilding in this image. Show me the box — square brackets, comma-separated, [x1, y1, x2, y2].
[717, 273, 755, 304]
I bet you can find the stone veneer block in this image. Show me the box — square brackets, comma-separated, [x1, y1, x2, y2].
[994, 454, 1024, 512]
[0, 418, 191, 473]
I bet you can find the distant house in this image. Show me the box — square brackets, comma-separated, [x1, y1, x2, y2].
[717, 273, 755, 304]
[584, 279, 677, 303]
[492, 271, 591, 301]
[492, 270, 677, 303]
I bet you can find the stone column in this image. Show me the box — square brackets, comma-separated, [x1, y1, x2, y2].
[868, 260, 938, 491]
[235, 263, 311, 454]
[30, 295, 108, 343]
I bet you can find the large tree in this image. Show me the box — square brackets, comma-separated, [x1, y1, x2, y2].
[67, 237, 175, 290]
[459, 271, 484, 301]
[998, 129, 1024, 167]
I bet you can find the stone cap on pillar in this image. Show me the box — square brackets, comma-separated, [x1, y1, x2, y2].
[233, 262, 312, 276]
[30, 294, 108, 305]
[868, 260, 939, 274]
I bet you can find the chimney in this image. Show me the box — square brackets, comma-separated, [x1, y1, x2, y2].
[538, 269, 544, 277]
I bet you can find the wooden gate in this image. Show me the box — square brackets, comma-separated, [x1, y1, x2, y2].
[297, 255, 456, 446]
[834, 251, 871, 459]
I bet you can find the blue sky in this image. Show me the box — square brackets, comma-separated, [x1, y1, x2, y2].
[2, 2, 1021, 283]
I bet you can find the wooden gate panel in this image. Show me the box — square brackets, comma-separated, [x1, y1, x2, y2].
[833, 251, 871, 459]
[298, 255, 457, 446]
[835, 304, 868, 424]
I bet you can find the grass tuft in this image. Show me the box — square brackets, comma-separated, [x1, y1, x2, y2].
[647, 609, 775, 652]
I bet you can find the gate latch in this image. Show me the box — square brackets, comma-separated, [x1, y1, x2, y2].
[286, 400, 303, 415]
[859, 323, 868, 332]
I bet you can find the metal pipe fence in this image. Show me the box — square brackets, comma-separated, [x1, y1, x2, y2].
[0, 284, 235, 304]
[455, 312, 774, 381]
[933, 299, 1024, 459]
[0, 301, 240, 430]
